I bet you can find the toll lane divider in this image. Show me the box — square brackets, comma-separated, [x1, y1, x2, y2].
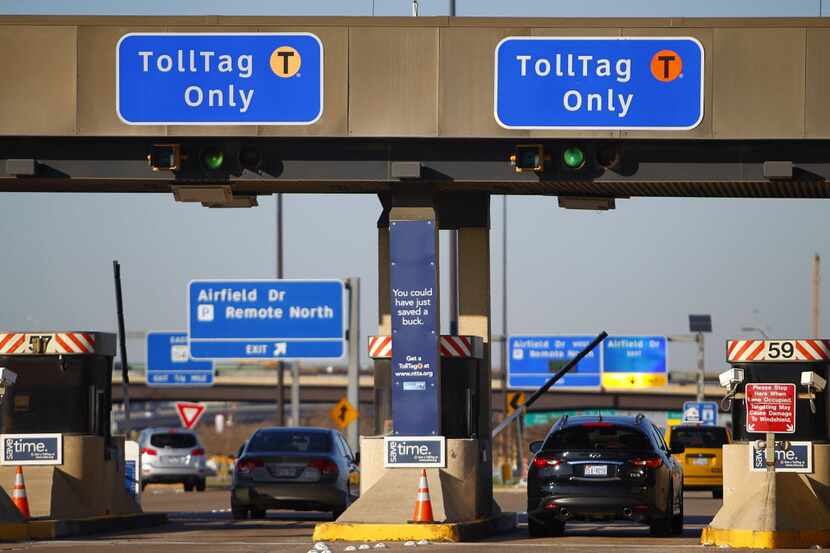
[0, 512, 168, 541]
[313, 511, 517, 543]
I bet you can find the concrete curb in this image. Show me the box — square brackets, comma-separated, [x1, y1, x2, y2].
[27, 512, 168, 540]
[0, 522, 29, 542]
[312, 512, 517, 543]
[702, 526, 830, 548]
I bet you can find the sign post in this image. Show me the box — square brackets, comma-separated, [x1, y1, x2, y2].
[601, 336, 668, 388]
[682, 401, 719, 425]
[146, 331, 214, 386]
[388, 219, 440, 437]
[507, 336, 601, 389]
[494, 37, 704, 130]
[117, 33, 323, 125]
[175, 402, 207, 430]
[188, 279, 346, 360]
[745, 383, 796, 434]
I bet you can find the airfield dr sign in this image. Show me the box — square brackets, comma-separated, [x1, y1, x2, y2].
[188, 279, 345, 360]
[495, 37, 704, 130]
[117, 33, 323, 125]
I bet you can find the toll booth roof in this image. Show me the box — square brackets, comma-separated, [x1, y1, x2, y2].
[0, 332, 116, 356]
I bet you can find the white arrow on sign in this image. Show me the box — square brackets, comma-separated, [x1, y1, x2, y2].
[273, 342, 287, 356]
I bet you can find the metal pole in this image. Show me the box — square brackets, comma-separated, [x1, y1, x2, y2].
[347, 278, 361, 453]
[448, 0, 456, 16]
[277, 193, 285, 426]
[449, 231, 458, 335]
[112, 260, 130, 434]
[813, 254, 821, 338]
[501, 196, 509, 461]
[696, 332, 705, 402]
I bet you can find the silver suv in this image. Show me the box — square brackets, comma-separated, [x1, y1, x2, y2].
[138, 427, 208, 492]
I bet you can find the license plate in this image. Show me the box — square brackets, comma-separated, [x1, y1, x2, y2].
[691, 458, 709, 466]
[584, 464, 608, 476]
[162, 456, 186, 465]
[271, 466, 297, 477]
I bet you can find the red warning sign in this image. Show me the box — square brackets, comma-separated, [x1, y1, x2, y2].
[745, 383, 796, 434]
[175, 402, 206, 430]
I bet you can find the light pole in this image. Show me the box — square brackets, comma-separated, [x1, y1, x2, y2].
[741, 326, 769, 339]
[276, 193, 285, 426]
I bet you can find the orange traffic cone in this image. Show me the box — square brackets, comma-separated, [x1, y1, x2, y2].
[12, 466, 29, 519]
[410, 469, 434, 523]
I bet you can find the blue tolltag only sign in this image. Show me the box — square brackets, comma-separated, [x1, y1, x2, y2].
[495, 37, 704, 130]
[117, 33, 323, 125]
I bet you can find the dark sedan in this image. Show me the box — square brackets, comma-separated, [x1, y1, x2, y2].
[231, 427, 359, 520]
[527, 414, 684, 537]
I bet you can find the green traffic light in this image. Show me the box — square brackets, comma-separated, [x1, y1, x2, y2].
[562, 147, 585, 169]
[202, 148, 224, 171]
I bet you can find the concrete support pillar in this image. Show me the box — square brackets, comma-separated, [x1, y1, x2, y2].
[375, 219, 392, 435]
[457, 205, 494, 518]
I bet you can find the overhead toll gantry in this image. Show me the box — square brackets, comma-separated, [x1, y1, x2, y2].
[3, 15, 830, 542]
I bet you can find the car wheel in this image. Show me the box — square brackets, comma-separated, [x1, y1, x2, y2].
[231, 507, 248, 520]
[528, 517, 546, 538]
[671, 492, 684, 536]
[184, 482, 195, 492]
[712, 487, 723, 499]
[250, 508, 267, 519]
[649, 487, 673, 537]
[196, 478, 206, 492]
[547, 519, 565, 537]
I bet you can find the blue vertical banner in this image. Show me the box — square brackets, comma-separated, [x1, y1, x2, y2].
[389, 219, 440, 436]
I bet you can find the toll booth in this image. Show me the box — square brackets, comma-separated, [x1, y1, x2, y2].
[0, 331, 141, 520]
[702, 339, 830, 548]
[357, 335, 489, 522]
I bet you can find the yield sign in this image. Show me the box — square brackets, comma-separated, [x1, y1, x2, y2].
[176, 402, 207, 430]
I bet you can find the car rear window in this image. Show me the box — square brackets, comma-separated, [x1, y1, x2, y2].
[150, 432, 197, 449]
[670, 427, 728, 449]
[247, 430, 332, 453]
[543, 424, 651, 451]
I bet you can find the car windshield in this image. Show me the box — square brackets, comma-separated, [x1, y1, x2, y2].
[670, 427, 728, 449]
[543, 424, 650, 451]
[246, 430, 331, 454]
[150, 432, 197, 449]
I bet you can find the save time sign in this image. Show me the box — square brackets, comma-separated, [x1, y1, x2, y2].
[117, 33, 323, 125]
[494, 37, 704, 130]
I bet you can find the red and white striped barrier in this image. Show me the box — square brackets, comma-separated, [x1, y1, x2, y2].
[368, 335, 483, 359]
[727, 339, 830, 363]
[0, 332, 105, 355]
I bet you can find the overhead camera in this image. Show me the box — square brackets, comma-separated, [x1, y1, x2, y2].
[800, 371, 827, 393]
[801, 371, 826, 414]
[719, 368, 744, 388]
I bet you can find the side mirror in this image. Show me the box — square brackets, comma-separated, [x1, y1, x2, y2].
[354, 451, 361, 465]
[670, 444, 685, 455]
[529, 441, 543, 454]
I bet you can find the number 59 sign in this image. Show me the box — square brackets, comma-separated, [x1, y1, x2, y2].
[727, 339, 830, 363]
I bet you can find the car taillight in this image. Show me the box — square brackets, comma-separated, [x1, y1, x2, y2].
[191, 448, 205, 456]
[236, 458, 264, 473]
[141, 447, 157, 456]
[581, 422, 614, 427]
[309, 459, 339, 477]
[631, 456, 663, 469]
[532, 455, 560, 469]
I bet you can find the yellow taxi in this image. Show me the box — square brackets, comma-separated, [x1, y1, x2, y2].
[664, 424, 729, 498]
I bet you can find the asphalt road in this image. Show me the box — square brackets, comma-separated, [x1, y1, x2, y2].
[3, 487, 737, 553]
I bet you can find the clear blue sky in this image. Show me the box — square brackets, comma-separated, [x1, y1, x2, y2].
[1, 1, 829, 374]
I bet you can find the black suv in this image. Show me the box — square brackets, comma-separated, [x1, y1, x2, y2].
[527, 414, 685, 537]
